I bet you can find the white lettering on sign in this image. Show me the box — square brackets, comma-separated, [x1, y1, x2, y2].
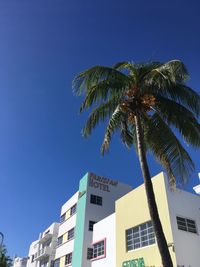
[89, 173, 118, 192]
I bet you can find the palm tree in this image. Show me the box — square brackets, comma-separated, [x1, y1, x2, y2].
[73, 60, 200, 267]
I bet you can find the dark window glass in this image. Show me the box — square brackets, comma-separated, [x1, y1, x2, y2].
[89, 221, 96, 231]
[68, 228, 74, 240]
[87, 248, 93, 260]
[57, 236, 63, 247]
[60, 213, 66, 223]
[90, 195, 102, 206]
[70, 204, 77, 216]
[65, 253, 72, 265]
[176, 216, 197, 233]
[31, 255, 34, 263]
[54, 258, 60, 267]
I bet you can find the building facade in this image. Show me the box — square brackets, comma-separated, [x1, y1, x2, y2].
[91, 172, 200, 267]
[54, 172, 132, 267]
[27, 222, 59, 267]
[13, 257, 29, 267]
[14, 171, 200, 267]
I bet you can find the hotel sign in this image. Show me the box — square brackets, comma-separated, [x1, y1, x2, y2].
[89, 173, 118, 192]
[122, 258, 145, 267]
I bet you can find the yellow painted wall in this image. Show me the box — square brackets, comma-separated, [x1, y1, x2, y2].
[62, 232, 68, 243]
[60, 256, 65, 267]
[116, 172, 177, 267]
[65, 209, 71, 220]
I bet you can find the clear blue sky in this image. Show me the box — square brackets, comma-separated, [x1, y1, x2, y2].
[0, 0, 199, 257]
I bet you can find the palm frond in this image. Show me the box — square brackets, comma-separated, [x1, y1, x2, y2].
[81, 98, 119, 137]
[140, 60, 189, 99]
[101, 106, 123, 154]
[113, 61, 138, 81]
[154, 96, 200, 147]
[143, 113, 195, 187]
[162, 83, 200, 117]
[120, 117, 135, 149]
[73, 66, 130, 96]
[156, 60, 189, 83]
[79, 79, 126, 112]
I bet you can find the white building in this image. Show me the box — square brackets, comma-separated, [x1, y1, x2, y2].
[54, 172, 132, 267]
[91, 213, 116, 267]
[27, 222, 59, 267]
[13, 257, 29, 267]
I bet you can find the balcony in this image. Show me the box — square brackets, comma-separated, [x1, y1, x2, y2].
[38, 232, 53, 244]
[34, 246, 51, 261]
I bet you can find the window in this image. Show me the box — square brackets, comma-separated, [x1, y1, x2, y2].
[176, 216, 197, 233]
[90, 195, 102, 206]
[70, 204, 77, 216]
[57, 236, 63, 247]
[65, 253, 72, 265]
[44, 230, 50, 235]
[126, 221, 155, 251]
[89, 221, 96, 231]
[60, 213, 66, 223]
[31, 255, 34, 263]
[87, 248, 93, 260]
[68, 228, 74, 240]
[54, 258, 60, 267]
[93, 239, 105, 259]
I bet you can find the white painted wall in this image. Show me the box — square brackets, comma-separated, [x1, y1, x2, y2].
[58, 214, 76, 237]
[61, 192, 79, 215]
[91, 213, 116, 267]
[13, 257, 28, 267]
[27, 240, 39, 267]
[166, 176, 200, 267]
[54, 192, 78, 261]
[55, 239, 74, 259]
[27, 222, 59, 267]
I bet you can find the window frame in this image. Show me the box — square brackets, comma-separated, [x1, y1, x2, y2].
[65, 252, 72, 266]
[57, 235, 63, 247]
[70, 204, 77, 216]
[126, 221, 156, 252]
[67, 228, 75, 241]
[90, 238, 106, 261]
[60, 213, 66, 223]
[54, 258, 60, 267]
[87, 248, 93, 260]
[90, 194, 102, 206]
[88, 221, 96, 231]
[176, 216, 198, 234]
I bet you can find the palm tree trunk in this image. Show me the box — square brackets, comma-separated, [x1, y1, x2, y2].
[134, 114, 174, 267]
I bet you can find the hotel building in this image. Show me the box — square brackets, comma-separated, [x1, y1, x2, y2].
[54, 172, 132, 267]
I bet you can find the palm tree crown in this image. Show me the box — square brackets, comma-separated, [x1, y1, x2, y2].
[73, 60, 200, 188]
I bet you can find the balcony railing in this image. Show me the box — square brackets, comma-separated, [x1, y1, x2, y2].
[34, 246, 51, 261]
[38, 233, 53, 244]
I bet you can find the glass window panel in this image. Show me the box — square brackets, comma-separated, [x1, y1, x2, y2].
[126, 221, 155, 251]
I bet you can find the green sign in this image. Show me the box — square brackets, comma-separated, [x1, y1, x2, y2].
[122, 258, 145, 267]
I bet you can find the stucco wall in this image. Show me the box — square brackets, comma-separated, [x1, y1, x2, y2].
[166, 186, 200, 267]
[115, 172, 176, 267]
[91, 213, 116, 267]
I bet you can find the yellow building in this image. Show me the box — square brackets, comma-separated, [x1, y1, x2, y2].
[115, 172, 200, 267]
